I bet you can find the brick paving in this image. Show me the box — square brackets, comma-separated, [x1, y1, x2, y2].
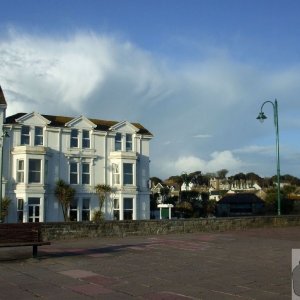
[0, 226, 299, 299]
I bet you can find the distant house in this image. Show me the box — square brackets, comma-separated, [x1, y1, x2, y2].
[217, 193, 265, 217]
[181, 182, 194, 191]
[209, 190, 222, 201]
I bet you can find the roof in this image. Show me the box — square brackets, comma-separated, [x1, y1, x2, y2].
[0, 86, 7, 105]
[218, 193, 264, 204]
[5, 112, 152, 136]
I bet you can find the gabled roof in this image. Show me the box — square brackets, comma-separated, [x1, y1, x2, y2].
[16, 112, 51, 125]
[218, 193, 264, 204]
[5, 112, 153, 135]
[65, 115, 97, 129]
[109, 120, 139, 133]
[0, 86, 7, 106]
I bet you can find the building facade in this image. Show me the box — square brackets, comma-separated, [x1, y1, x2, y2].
[0, 87, 153, 223]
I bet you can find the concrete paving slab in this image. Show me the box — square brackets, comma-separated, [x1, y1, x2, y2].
[0, 226, 299, 299]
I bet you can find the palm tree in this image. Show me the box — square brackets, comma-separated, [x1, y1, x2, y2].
[1, 196, 11, 222]
[55, 179, 75, 221]
[93, 184, 112, 221]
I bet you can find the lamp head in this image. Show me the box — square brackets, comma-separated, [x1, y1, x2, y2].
[256, 112, 267, 123]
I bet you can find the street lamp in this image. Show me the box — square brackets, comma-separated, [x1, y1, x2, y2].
[0, 130, 9, 223]
[256, 99, 281, 215]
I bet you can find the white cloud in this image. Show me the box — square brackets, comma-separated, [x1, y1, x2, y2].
[193, 134, 212, 138]
[162, 151, 243, 176]
[233, 145, 274, 155]
[1, 29, 300, 178]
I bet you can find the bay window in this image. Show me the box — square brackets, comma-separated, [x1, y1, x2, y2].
[113, 198, 120, 220]
[17, 160, 24, 183]
[124, 198, 133, 220]
[82, 198, 90, 221]
[69, 198, 78, 221]
[112, 163, 120, 185]
[28, 159, 41, 183]
[70, 162, 78, 184]
[82, 163, 90, 184]
[123, 163, 133, 185]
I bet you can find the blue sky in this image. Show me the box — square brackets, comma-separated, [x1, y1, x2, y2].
[0, 0, 300, 179]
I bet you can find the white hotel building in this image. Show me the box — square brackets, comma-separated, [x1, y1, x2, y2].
[0, 87, 153, 223]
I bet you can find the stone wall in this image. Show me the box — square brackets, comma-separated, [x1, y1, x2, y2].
[40, 215, 300, 241]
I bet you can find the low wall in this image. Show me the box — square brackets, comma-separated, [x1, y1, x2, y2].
[40, 215, 300, 241]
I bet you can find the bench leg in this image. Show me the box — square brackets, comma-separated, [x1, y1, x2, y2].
[33, 245, 38, 258]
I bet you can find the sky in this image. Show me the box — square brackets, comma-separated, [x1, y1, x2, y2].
[0, 0, 300, 179]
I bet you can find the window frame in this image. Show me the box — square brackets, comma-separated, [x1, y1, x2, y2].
[82, 198, 90, 221]
[82, 130, 90, 149]
[113, 198, 120, 220]
[123, 197, 133, 220]
[126, 134, 133, 151]
[115, 133, 122, 151]
[112, 163, 120, 185]
[81, 163, 90, 185]
[28, 159, 41, 183]
[21, 125, 30, 145]
[70, 129, 79, 148]
[69, 198, 78, 221]
[70, 162, 78, 184]
[17, 198, 24, 223]
[34, 126, 43, 146]
[17, 159, 25, 183]
[123, 163, 133, 185]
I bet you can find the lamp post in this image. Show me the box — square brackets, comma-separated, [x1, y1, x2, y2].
[256, 99, 281, 215]
[0, 130, 9, 223]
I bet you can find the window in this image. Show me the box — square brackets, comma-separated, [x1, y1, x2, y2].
[28, 198, 40, 223]
[69, 198, 78, 221]
[126, 134, 132, 151]
[82, 198, 90, 221]
[82, 163, 90, 184]
[113, 198, 120, 220]
[21, 126, 30, 145]
[34, 126, 43, 145]
[112, 163, 120, 185]
[124, 198, 133, 220]
[70, 162, 78, 184]
[82, 130, 90, 148]
[17, 199, 24, 223]
[123, 163, 133, 185]
[115, 133, 122, 151]
[70, 129, 78, 148]
[17, 160, 24, 183]
[28, 159, 41, 183]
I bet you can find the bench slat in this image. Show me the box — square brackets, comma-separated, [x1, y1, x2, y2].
[0, 224, 51, 258]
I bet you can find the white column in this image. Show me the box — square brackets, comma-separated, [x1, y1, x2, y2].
[120, 196, 124, 220]
[133, 196, 137, 220]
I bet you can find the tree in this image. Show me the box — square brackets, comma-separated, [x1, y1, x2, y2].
[94, 184, 112, 222]
[55, 179, 75, 221]
[1, 196, 11, 222]
[265, 187, 294, 215]
[217, 169, 228, 179]
[150, 177, 163, 186]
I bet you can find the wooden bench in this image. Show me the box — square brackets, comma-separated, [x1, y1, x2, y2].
[0, 223, 51, 258]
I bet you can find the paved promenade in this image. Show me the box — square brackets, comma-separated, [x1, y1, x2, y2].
[0, 226, 299, 299]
